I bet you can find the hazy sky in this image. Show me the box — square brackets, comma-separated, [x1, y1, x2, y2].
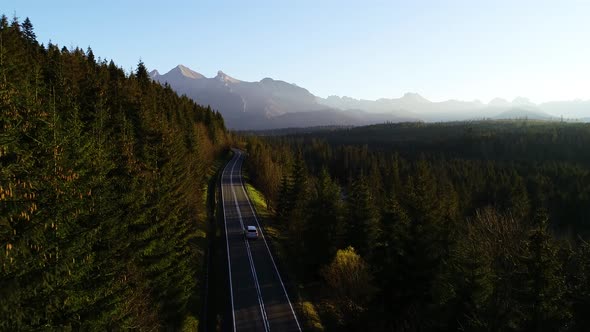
[4, 0, 590, 103]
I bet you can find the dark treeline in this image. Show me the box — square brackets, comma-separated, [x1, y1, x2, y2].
[1, 16, 227, 329]
[244, 121, 590, 331]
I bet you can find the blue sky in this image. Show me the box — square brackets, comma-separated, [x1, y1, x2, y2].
[4, 0, 590, 103]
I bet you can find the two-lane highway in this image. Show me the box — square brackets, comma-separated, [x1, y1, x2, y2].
[221, 149, 301, 332]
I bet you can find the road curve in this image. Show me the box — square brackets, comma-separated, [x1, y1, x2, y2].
[221, 149, 301, 332]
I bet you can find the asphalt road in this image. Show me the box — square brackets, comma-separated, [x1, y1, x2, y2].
[221, 149, 302, 332]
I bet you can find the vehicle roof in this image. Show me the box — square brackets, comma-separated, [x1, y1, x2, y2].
[247, 226, 257, 231]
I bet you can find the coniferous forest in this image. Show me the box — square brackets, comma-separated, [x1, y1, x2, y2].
[244, 121, 590, 331]
[4, 13, 590, 332]
[1, 16, 227, 329]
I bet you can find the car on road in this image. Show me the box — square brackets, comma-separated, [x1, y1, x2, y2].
[245, 225, 259, 239]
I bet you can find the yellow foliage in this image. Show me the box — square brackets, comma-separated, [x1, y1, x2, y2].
[181, 315, 199, 332]
[301, 301, 324, 331]
[321, 246, 374, 305]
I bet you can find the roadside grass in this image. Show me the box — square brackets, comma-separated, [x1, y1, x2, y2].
[244, 183, 270, 216]
[243, 180, 325, 332]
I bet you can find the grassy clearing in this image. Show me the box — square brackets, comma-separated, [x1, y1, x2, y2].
[244, 181, 325, 332]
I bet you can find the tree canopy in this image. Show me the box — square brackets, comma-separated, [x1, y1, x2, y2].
[0, 15, 228, 329]
[243, 120, 590, 331]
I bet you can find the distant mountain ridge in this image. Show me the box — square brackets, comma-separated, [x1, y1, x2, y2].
[150, 65, 414, 129]
[492, 109, 554, 120]
[151, 64, 589, 129]
[318, 94, 569, 121]
[151, 65, 323, 118]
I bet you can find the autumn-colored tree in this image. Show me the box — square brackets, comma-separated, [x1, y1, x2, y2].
[321, 246, 375, 328]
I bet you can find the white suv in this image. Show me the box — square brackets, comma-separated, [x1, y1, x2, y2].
[245, 226, 259, 239]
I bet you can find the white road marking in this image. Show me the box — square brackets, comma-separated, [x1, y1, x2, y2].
[230, 154, 271, 331]
[221, 153, 238, 332]
[237, 153, 303, 332]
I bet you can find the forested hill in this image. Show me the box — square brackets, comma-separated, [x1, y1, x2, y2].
[1, 16, 227, 329]
[244, 120, 590, 331]
[305, 120, 590, 163]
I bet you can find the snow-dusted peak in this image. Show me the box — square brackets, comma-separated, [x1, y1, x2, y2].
[216, 70, 241, 84]
[149, 69, 160, 78]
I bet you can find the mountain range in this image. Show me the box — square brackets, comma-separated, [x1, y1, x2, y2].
[150, 65, 590, 129]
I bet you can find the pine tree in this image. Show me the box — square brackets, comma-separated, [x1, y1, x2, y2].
[276, 169, 292, 223]
[570, 240, 590, 330]
[0, 16, 227, 329]
[20, 17, 35, 44]
[520, 210, 570, 330]
[305, 169, 343, 274]
[345, 175, 380, 257]
[370, 196, 413, 328]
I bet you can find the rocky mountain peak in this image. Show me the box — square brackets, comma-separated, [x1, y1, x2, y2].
[216, 70, 241, 83]
[170, 64, 205, 79]
[149, 69, 160, 78]
[401, 92, 429, 103]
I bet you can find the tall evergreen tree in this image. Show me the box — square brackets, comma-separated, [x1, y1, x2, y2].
[0, 16, 227, 329]
[345, 175, 380, 258]
[305, 169, 343, 274]
[521, 210, 570, 331]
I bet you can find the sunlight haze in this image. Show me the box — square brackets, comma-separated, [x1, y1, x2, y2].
[6, 0, 589, 103]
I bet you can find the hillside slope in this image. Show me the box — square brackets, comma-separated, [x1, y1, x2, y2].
[0, 15, 227, 330]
